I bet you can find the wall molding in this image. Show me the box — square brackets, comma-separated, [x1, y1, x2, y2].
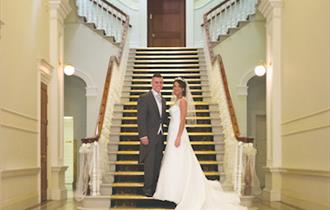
[282, 124, 330, 137]
[0, 192, 39, 209]
[281, 192, 330, 210]
[0, 107, 38, 121]
[282, 107, 330, 125]
[0, 107, 38, 134]
[281, 108, 330, 136]
[0, 123, 38, 134]
[1, 167, 40, 179]
[74, 69, 98, 97]
[281, 167, 330, 178]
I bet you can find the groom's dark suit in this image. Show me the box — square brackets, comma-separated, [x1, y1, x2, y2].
[137, 90, 168, 195]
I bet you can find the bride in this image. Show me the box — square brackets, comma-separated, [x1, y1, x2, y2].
[153, 77, 247, 210]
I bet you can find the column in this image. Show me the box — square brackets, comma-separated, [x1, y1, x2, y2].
[258, 0, 283, 201]
[48, 0, 71, 200]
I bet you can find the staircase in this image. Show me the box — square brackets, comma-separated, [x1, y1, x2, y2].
[99, 48, 225, 209]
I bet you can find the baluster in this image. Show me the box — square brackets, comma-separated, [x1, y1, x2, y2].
[231, 1, 237, 28]
[220, 10, 225, 35]
[81, 0, 87, 18]
[105, 5, 111, 36]
[76, 0, 82, 16]
[215, 12, 221, 40]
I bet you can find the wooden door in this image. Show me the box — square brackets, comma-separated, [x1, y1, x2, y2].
[148, 0, 185, 47]
[40, 83, 48, 202]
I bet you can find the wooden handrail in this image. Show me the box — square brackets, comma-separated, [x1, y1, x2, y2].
[81, 2, 130, 144]
[203, 4, 253, 144]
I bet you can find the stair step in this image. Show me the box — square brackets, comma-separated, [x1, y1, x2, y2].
[125, 84, 208, 88]
[114, 116, 212, 120]
[133, 59, 199, 63]
[109, 141, 223, 146]
[118, 109, 210, 113]
[132, 64, 200, 68]
[134, 51, 198, 55]
[124, 89, 210, 93]
[122, 95, 207, 100]
[128, 73, 202, 77]
[127, 78, 204, 82]
[118, 124, 212, 128]
[110, 208, 172, 210]
[110, 171, 221, 176]
[135, 55, 199, 59]
[110, 160, 222, 165]
[112, 182, 144, 187]
[109, 151, 223, 155]
[136, 47, 198, 50]
[118, 132, 216, 136]
[123, 101, 210, 106]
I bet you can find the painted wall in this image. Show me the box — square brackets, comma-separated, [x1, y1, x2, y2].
[64, 1, 119, 136]
[213, 12, 266, 135]
[0, 0, 50, 209]
[280, 0, 330, 209]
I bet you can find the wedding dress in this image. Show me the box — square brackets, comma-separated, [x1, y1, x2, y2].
[153, 101, 247, 210]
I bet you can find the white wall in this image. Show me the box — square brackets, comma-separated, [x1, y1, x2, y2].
[280, 0, 330, 209]
[213, 12, 266, 135]
[64, 2, 119, 136]
[0, 0, 50, 209]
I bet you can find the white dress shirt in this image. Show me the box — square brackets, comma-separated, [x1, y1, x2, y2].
[151, 89, 163, 134]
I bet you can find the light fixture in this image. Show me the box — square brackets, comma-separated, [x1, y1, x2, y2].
[254, 64, 266, 77]
[64, 65, 75, 76]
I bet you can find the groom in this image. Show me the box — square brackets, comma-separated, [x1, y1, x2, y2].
[137, 73, 168, 197]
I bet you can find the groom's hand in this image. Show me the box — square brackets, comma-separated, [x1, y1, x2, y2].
[140, 136, 149, 145]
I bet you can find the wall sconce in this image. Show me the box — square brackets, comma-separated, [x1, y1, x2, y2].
[254, 64, 267, 77]
[64, 64, 75, 76]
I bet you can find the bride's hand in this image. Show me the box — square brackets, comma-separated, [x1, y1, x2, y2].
[175, 137, 181, 147]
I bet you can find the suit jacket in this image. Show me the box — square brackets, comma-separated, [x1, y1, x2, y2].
[137, 90, 168, 163]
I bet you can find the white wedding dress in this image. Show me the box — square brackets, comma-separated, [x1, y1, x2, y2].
[153, 102, 247, 210]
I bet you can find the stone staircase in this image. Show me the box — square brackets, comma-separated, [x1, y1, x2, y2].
[80, 48, 226, 209]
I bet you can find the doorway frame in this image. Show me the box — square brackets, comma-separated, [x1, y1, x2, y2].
[147, 0, 187, 47]
[38, 59, 53, 203]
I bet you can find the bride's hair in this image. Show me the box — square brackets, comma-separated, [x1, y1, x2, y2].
[173, 78, 187, 96]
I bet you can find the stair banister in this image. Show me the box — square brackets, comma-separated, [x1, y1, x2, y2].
[76, 0, 130, 199]
[203, 0, 258, 197]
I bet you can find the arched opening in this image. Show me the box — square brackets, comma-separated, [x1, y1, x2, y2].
[247, 75, 266, 189]
[64, 75, 87, 197]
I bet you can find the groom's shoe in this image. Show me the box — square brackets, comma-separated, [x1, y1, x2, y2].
[143, 189, 153, 197]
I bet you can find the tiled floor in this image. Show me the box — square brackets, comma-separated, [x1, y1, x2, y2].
[27, 199, 300, 210]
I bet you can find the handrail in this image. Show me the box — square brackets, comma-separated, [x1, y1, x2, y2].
[201, 0, 238, 27]
[81, 1, 130, 144]
[89, 0, 132, 27]
[203, 5, 253, 143]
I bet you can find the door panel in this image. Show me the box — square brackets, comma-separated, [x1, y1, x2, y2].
[148, 0, 185, 47]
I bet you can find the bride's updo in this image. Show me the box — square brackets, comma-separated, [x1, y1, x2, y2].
[174, 78, 187, 97]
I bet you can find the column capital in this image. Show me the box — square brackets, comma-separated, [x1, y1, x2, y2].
[39, 59, 54, 84]
[259, 0, 283, 20]
[49, 0, 71, 24]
